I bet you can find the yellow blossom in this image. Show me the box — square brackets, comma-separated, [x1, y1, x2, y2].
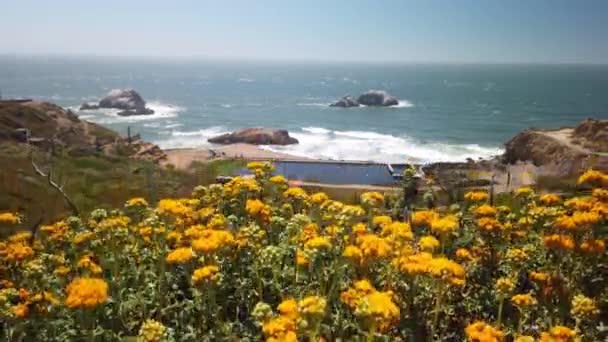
[570, 294, 599, 319]
[411, 209, 439, 227]
[418, 235, 440, 252]
[360, 192, 384, 207]
[511, 293, 537, 308]
[464, 190, 489, 202]
[298, 295, 326, 316]
[539, 194, 561, 206]
[310, 192, 329, 205]
[473, 205, 497, 218]
[0, 212, 21, 225]
[64, 277, 109, 309]
[137, 319, 167, 342]
[465, 321, 505, 342]
[166, 247, 194, 264]
[126, 197, 148, 208]
[430, 214, 459, 234]
[540, 326, 576, 342]
[277, 298, 299, 320]
[191, 265, 220, 284]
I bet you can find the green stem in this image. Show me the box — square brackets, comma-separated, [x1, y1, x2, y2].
[496, 295, 505, 327]
[429, 284, 445, 342]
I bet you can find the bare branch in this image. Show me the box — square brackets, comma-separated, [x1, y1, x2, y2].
[29, 141, 80, 217]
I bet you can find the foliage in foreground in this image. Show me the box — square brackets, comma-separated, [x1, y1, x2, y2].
[0, 164, 607, 341]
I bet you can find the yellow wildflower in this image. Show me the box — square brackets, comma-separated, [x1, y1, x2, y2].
[126, 197, 148, 208]
[137, 319, 167, 342]
[464, 190, 489, 202]
[343, 245, 363, 263]
[283, 187, 309, 201]
[411, 209, 438, 227]
[515, 187, 534, 197]
[430, 214, 459, 234]
[166, 247, 194, 264]
[543, 234, 575, 251]
[360, 192, 384, 207]
[539, 194, 561, 206]
[277, 298, 299, 321]
[0, 212, 21, 225]
[570, 294, 599, 319]
[304, 236, 331, 251]
[464, 321, 505, 342]
[298, 295, 326, 316]
[495, 278, 515, 295]
[473, 205, 497, 218]
[64, 277, 109, 309]
[578, 169, 606, 186]
[191, 265, 220, 284]
[418, 235, 440, 252]
[511, 293, 537, 308]
[540, 326, 576, 342]
[372, 215, 392, 228]
[310, 192, 329, 205]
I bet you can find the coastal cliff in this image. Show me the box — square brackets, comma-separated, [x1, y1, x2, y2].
[503, 119, 608, 175]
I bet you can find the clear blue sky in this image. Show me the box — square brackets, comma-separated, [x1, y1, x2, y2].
[1, 0, 607, 63]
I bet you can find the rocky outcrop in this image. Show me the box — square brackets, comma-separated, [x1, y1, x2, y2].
[80, 89, 154, 115]
[357, 90, 399, 107]
[0, 101, 166, 162]
[208, 128, 299, 145]
[330, 90, 399, 108]
[503, 119, 608, 175]
[330, 95, 360, 108]
[571, 119, 608, 151]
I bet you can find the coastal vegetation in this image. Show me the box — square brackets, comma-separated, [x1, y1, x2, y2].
[0, 162, 606, 341]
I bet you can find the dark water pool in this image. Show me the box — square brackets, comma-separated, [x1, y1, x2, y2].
[239, 161, 408, 186]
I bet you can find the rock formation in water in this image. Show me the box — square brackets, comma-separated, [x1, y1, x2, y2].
[330, 95, 360, 108]
[208, 128, 299, 145]
[357, 90, 399, 107]
[80, 89, 154, 116]
[330, 90, 399, 107]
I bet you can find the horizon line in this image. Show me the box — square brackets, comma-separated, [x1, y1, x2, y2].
[2, 52, 607, 66]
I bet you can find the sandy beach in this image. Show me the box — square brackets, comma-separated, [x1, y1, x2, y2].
[163, 143, 311, 170]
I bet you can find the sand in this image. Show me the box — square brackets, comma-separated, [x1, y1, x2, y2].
[163, 144, 310, 170]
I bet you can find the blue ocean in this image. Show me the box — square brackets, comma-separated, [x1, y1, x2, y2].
[1, 56, 607, 163]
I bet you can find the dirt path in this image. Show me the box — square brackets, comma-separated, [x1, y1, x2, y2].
[541, 129, 590, 154]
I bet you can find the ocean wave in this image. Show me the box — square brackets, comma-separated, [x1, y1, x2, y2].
[296, 102, 331, 107]
[260, 127, 502, 163]
[297, 100, 413, 108]
[73, 101, 183, 124]
[156, 126, 230, 149]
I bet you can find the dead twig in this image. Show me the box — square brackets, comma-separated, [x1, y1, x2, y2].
[28, 136, 80, 217]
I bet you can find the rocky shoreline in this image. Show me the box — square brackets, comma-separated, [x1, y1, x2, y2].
[2, 99, 606, 190]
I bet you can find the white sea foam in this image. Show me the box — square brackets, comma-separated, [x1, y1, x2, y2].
[297, 100, 413, 108]
[73, 101, 183, 124]
[296, 102, 331, 107]
[156, 126, 230, 149]
[391, 100, 414, 108]
[258, 127, 502, 163]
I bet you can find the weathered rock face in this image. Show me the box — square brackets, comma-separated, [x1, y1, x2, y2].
[571, 119, 608, 151]
[357, 90, 399, 107]
[208, 128, 299, 145]
[330, 95, 360, 108]
[80, 89, 154, 115]
[0, 101, 166, 162]
[502, 119, 608, 175]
